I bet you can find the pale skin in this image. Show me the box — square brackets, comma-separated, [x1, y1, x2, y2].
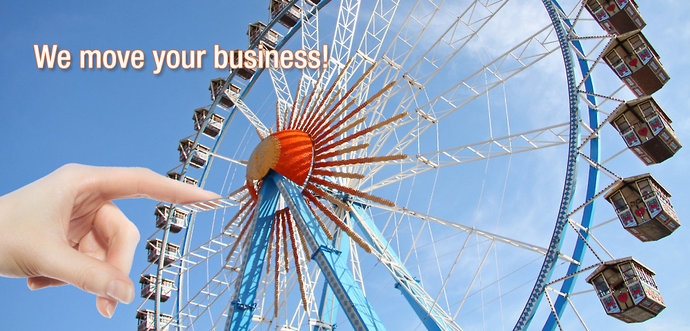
[0, 164, 219, 318]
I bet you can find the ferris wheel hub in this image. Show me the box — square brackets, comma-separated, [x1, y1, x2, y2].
[246, 129, 314, 185]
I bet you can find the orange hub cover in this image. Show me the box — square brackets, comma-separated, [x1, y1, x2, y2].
[246, 130, 314, 185]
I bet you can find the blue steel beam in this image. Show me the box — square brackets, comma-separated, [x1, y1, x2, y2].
[349, 202, 461, 331]
[314, 229, 350, 331]
[513, 0, 581, 329]
[273, 175, 386, 331]
[544, 1, 600, 329]
[225, 172, 281, 331]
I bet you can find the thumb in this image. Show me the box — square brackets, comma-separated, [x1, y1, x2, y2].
[38, 243, 134, 304]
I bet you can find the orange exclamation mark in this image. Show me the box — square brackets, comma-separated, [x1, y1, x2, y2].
[322, 44, 329, 69]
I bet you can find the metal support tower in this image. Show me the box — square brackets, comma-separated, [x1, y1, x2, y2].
[225, 176, 281, 331]
[314, 229, 349, 331]
[349, 202, 461, 331]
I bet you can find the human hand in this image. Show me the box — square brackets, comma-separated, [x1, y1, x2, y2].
[0, 164, 219, 318]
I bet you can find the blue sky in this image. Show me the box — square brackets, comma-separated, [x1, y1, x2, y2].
[1, 0, 689, 330]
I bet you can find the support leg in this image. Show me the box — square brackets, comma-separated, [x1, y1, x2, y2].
[274, 175, 385, 331]
[314, 229, 350, 331]
[225, 173, 281, 331]
[349, 202, 461, 331]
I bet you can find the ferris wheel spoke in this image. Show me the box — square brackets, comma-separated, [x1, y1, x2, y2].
[566, 219, 614, 261]
[568, 31, 611, 60]
[376, 0, 443, 72]
[358, 0, 513, 128]
[360, 200, 578, 264]
[317, 0, 361, 91]
[354, 0, 401, 68]
[176, 266, 237, 328]
[268, 67, 295, 120]
[173, 185, 247, 216]
[339, 0, 401, 103]
[362, 123, 569, 192]
[294, 0, 322, 108]
[402, 0, 512, 86]
[412, 23, 559, 123]
[563, 293, 591, 331]
[165, 190, 250, 277]
[210, 300, 234, 331]
[227, 94, 270, 139]
[350, 0, 443, 128]
[206, 151, 248, 168]
[379, 0, 510, 85]
[452, 240, 495, 319]
[348, 203, 462, 330]
[360, 24, 561, 174]
[173, 225, 245, 276]
[176, 197, 243, 215]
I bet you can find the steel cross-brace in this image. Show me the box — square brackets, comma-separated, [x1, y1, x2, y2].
[274, 175, 386, 331]
[348, 202, 462, 331]
[225, 172, 461, 330]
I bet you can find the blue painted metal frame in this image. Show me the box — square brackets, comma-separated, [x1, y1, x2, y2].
[314, 230, 349, 331]
[225, 172, 281, 331]
[349, 203, 451, 331]
[274, 175, 386, 331]
[543, 1, 601, 329]
[513, 0, 581, 329]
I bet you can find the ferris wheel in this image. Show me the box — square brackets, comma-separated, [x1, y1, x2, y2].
[135, 0, 682, 330]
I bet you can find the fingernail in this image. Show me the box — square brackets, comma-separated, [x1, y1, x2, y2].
[27, 279, 37, 290]
[106, 279, 134, 304]
[103, 301, 116, 318]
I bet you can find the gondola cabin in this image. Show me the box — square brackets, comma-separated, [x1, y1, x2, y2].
[585, 0, 645, 35]
[231, 50, 255, 80]
[178, 139, 210, 168]
[603, 30, 669, 97]
[604, 174, 679, 241]
[146, 239, 180, 266]
[270, 0, 302, 28]
[155, 205, 189, 233]
[609, 96, 681, 165]
[166, 171, 198, 186]
[586, 257, 665, 323]
[139, 274, 175, 302]
[136, 309, 173, 331]
[193, 107, 225, 138]
[209, 78, 241, 108]
[247, 21, 282, 50]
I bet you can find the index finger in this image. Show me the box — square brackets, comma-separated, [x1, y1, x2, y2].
[71, 165, 220, 204]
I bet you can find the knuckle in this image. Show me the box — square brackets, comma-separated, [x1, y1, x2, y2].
[74, 259, 101, 294]
[125, 222, 141, 243]
[133, 167, 156, 177]
[58, 163, 83, 173]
